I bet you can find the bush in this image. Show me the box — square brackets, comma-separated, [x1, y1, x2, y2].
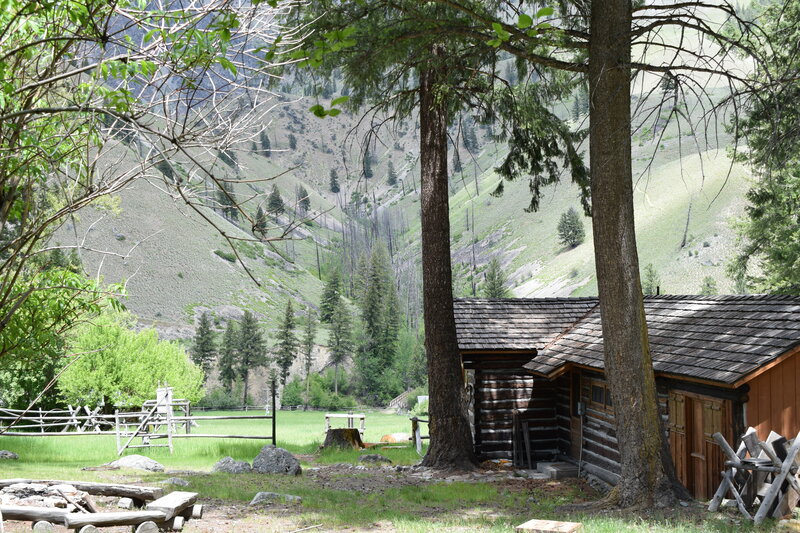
[406, 386, 428, 410]
[411, 399, 428, 417]
[282, 378, 304, 406]
[213, 249, 236, 262]
[197, 386, 240, 409]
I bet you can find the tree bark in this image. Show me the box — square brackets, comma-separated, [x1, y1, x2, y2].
[589, 0, 688, 507]
[418, 44, 477, 470]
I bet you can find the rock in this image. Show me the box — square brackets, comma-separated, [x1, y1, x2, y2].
[249, 491, 302, 505]
[252, 445, 301, 476]
[359, 454, 392, 465]
[107, 455, 164, 472]
[163, 477, 190, 487]
[212, 457, 252, 474]
[379, 433, 410, 443]
[0, 450, 18, 460]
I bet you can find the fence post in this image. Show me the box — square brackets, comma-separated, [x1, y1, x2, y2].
[271, 379, 277, 446]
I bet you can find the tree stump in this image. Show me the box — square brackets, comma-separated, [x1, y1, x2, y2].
[323, 428, 364, 449]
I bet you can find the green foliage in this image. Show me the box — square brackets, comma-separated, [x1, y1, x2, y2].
[238, 310, 268, 394]
[214, 249, 237, 263]
[260, 131, 271, 156]
[283, 372, 357, 409]
[329, 168, 341, 193]
[197, 385, 242, 409]
[267, 185, 285, 218]
[481, 258, 510, 298]
[191, 312, 216, 380]
[387, 161, 398, 186]
[254, 206, 268, 235]
[218, 321, 239, 392]
[275, 301, 298, 385]
[699, 276, 719, 296]
[327, 299, 353, 394]
[320, 271, 342, 323]
[557, 207, 586, 248]
[296, 185, 311, 213]
[59, 312, 203, 407]
[363, 148, 373, 179]
[302, 309, 317, 406]
[642, 263, 661, 296]
[288, 133, 298, 150]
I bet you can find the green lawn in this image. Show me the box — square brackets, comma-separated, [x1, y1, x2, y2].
[0, 410, 779, 532]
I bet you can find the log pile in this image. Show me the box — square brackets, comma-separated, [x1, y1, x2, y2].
[0, 480, 202, 531]
[709, 428, 800, 525]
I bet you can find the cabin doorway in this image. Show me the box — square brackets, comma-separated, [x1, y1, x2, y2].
[668, 391, 730, 500]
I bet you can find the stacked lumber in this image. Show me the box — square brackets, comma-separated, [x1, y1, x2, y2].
[0, 480, 202, 531]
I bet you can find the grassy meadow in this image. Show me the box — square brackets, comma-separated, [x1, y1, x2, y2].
[0, 410, 778, 532]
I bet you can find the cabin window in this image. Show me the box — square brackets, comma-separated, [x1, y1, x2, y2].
[587, 378, 613, 412]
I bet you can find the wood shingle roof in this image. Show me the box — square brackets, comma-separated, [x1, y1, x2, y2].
[453, 295, 800, 385]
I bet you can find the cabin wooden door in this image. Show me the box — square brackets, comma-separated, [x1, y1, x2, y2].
[669, 390, 729, 500]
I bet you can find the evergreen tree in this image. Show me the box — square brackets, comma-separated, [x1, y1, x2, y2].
[329, 168, 340, 193]
[557, 207, 586, 248]
[296, 185, 311, 214]
[238, 310, 267, 405]
[288, 133, 297, 150]
[219, 149, 237, 170]
[452, 152, 462, 174]
[699, 276, 719, 296]
[218, 320, 239, 393]
[260, 131, 271, 156]
[387, 161, 398, 186]
[363, 148, 373, 179]
[642, 264, 661, 296]
[482, 258, 510, 298]
[267, 185, 285, 219]
[301, 309, 317, 409]
[328, 300, 353, 395]
[191, 312, 216, 381]
[274, 300, 298, 386]
[254, 205, 267, 235]
[462, 123, 478, 152]
[217, 181, 238, 222]
[319, 271, 342, 323]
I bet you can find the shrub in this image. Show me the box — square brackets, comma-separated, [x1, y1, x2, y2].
[282, 378, 304, 406]
[214, 249, 236, 262]
[197, 386, 240, 409]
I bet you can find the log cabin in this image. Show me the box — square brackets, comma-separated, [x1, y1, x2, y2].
[453, 295, 800, 499]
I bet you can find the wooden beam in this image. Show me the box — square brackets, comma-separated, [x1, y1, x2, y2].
[63, 511, 168, 529]
[0, 480, 162, 501]
[0, 506, 69, 524]
[145, 491, 198, 521]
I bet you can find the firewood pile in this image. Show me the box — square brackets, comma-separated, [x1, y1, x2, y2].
[0, 479, 202, 531]
[709, 427, 800, 525]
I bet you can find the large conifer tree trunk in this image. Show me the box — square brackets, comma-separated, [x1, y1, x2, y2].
[418, 45, 477, 470]
[589, 1, 686, 507]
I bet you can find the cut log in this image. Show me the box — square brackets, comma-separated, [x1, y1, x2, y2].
[145, 491, 197, 521]
[0, 480, 162, 501]
[134, 522, 160, 533]
[180, 504, 203, 520]
[167, 515, 185, 531]
[63, 511, 167, 529]
[31, 522, 54, 532]
[81, 494, 99, 514]
[77, 526, 98, 533]
[0, 506, 68, 524]
[117, 498, 133, 510]
[322, 428, 363, 449]
[515, 519, 583, 532]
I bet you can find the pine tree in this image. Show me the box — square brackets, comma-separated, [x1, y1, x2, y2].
[267, 185, 284, 219]
[238, 310, 267, 405]
[363, 148, 373, 179]
[274, 300, 298, 386]
[217, 181, 238, 222]
[642, 263, 661, 296]
[699, 276, 719, 296]
[301, 309, 317, 409]
[557, 207, 586, 248]
[328, 300, 352, 395]
[482, 258, 510, 298]
[296, 185, 311, 214]
[319, 271, 342, 323]
[288, 133, 297, 150]
[260, 131, 271, 157]
[218, 320, 239, 393]
[452, 152, 462, 174]
[254, 205, 267, 235]
[387, 161, 397, 186]
[329, 168, 340, 193]
[191, 312, 216, 381]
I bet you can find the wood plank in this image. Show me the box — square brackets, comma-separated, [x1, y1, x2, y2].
[63, 511, 168, 529]
[0, 480, 162, 501]
[145, 491, 198, 521]
[0, 506, 69, 524]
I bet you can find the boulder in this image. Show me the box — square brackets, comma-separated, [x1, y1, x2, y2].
[0, 450, 18, 460]
[358, 454, 392, 465]
[212, 457, 252, 474]
[163, 477, 190, 487]
[107, 454, 164, 472]
[252, 445, 301, 476]
[380, 433, 410, 444]
[249, 491, 302, 505]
